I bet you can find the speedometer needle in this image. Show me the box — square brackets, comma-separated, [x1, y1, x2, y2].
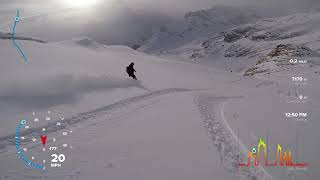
[40, 135, 47, 146]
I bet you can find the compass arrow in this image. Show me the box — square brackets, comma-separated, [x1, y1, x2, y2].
[40, 135, 47, 145]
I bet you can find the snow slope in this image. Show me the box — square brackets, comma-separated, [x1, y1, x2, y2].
[0, 35, 243, 180]
[0, 22, 319, 180]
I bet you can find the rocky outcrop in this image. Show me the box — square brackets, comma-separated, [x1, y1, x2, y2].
[245, 44, 320, 76]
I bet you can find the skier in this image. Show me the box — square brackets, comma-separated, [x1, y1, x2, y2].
[126, 62, 137, 80]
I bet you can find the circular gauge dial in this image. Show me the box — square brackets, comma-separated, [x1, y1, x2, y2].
[15, 111, 73, 170]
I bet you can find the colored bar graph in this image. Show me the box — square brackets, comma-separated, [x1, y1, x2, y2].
[239, 138, 308, 167]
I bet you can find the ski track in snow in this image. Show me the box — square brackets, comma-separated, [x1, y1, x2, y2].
[194, 94, 272, 180]
[0, 88, 197, 153]
[1, 89, 273, 180]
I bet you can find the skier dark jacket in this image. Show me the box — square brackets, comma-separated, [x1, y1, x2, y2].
[126, 62, 137, 79]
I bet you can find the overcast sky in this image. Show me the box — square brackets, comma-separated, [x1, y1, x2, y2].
[0, 0, 319, 46]
[1, 0, 319, 15]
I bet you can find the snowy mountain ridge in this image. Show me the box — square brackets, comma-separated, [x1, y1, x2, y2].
[140, 8, 320, 75]
[0, 31, 46, 43]
[139, 6, 277, 54]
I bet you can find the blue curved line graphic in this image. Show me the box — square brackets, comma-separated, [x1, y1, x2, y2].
[12, 9, 29, 63]
[15, 120, 45, 170]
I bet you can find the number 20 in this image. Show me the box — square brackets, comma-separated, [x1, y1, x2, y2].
[51, 154, 65, 162]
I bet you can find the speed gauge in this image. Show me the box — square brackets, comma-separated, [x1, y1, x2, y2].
[15, 110, 73, 170]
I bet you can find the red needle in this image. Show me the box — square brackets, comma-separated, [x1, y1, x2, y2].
[40, 135, 47, 145]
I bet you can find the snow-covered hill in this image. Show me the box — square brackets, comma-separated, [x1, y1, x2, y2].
[0, 35, 246, 180]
